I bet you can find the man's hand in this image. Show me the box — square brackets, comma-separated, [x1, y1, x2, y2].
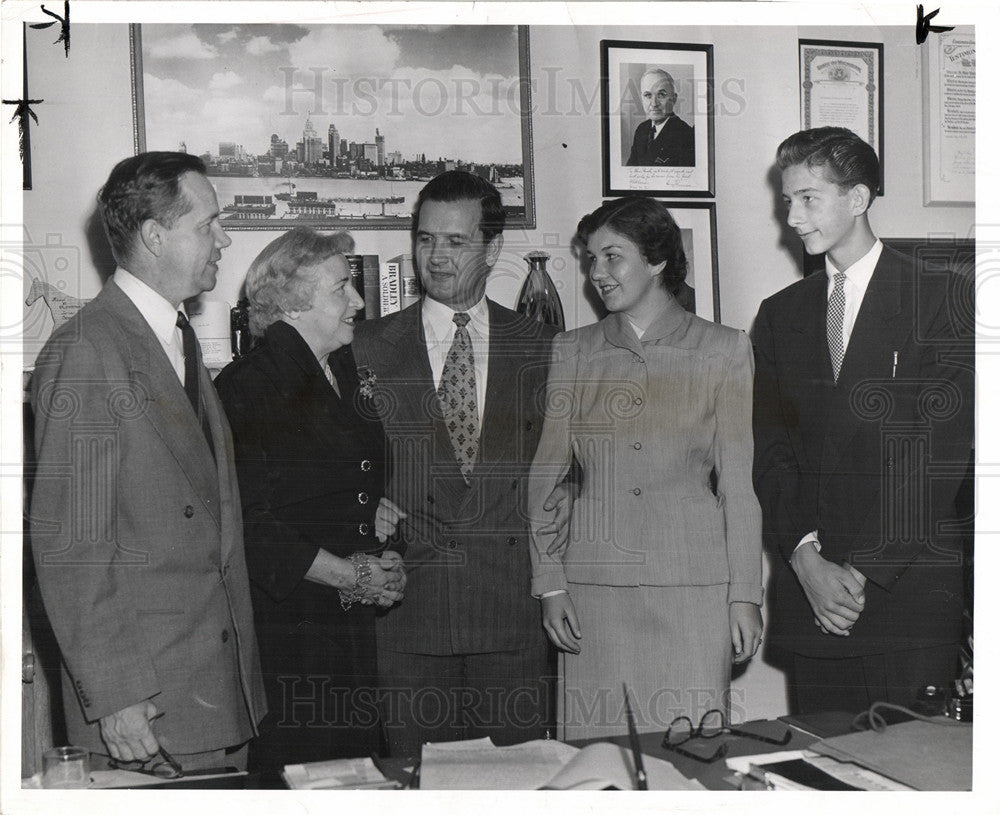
[541, 483, 575, 556]
[375, 550, 407, 607]
[540, 592, 582, 654]
[375, 497, 408, 543]
[361, 554, 405, 608]
[790, 544, 865, 636]
[99, 700, 160, 762]
[730, 602, 763, 664]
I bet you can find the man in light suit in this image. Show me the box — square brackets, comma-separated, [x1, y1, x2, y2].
[626, 68, 695, 167]
[353, 171, 557, 756]
[30, 152, 266, 769]
[752, 128, 974, 714]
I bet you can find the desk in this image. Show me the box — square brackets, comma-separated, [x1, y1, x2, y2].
[375, 715, 836, 791]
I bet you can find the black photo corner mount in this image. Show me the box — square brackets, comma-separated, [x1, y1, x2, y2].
[3, 25, 44, 190]
[29, 1, 70, 57]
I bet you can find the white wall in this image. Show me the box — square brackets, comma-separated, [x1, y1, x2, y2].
[21, 22, 975, 721]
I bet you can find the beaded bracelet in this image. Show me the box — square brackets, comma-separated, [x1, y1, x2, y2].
[339, 552, 374, 610]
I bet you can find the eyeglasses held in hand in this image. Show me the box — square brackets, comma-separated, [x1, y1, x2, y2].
[662, 709, 792, 763]
[109, 746, 184, 779]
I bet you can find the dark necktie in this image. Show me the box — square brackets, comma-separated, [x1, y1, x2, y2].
[438, 312, 480, 482]
[827, 272, 847, 383]
[176, 311, 214, 455]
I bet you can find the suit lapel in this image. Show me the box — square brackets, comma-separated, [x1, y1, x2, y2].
[377, 304, 470, 504]
[102, 283, 222, 526]
[478, 302, 522, 474]
[821, 249, 910, 479]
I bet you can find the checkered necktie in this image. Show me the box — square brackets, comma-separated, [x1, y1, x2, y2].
[438, 312, 480, 482]
[827, 271, 847, 383]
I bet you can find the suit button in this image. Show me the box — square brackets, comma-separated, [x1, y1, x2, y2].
[633, 442, 642, 450]
[507, 536, 518, 546]
[221, 630, 230, 643]
[183, 505, 194, 518]
[358, 522, 370, 535]
[427, 494, 435, 505]
[634, 397, 643, 406]
[357, 492, 369, 505]
[448, 539, 458, 550]
[632, 488, 642, 496]
[525, 421, 534, 431]
[361, 460, 373, 472]
[511, 479, 518, 490]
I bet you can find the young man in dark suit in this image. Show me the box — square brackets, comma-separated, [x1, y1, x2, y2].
[353, 172, 560, 756]
[751, 128, 974, 714]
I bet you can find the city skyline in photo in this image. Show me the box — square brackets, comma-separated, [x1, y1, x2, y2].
[141, 23, 526, 165]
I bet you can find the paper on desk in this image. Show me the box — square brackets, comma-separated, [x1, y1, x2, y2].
[282, 756, 396, 789]
[725, 750, 913, 791]
[420, 738, 704, 791]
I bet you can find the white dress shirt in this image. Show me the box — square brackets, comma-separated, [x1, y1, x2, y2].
[826, 238, 882, 350]
[796, 238, 883, 555]
[421, 295, 490, 420]
[114, 268, 187, 384]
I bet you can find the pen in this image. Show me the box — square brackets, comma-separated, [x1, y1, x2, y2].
[891, 350, 898, 379]
[622, 684, 648, 791]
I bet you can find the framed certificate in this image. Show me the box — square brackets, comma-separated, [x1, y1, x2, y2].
[921, 28, 975, 206]
[799, 39, 883, 194]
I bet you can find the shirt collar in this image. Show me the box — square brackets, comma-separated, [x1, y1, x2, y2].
[113, 267, 184, 344]
[825, 239, 883, 293]
[651, 114, 674, 137]
[422, 295, 489, 344]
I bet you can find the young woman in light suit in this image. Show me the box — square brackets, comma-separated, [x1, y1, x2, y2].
[529, 197, 763, 740]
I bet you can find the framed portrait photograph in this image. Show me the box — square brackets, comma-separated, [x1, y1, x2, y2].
[601, 40, 715, 198]
[669, 202, 720, 322]
[799, 38, 884, 194]
[130, 23, 535, 230]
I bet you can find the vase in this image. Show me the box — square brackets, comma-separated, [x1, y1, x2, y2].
[516, 251, 565, 331]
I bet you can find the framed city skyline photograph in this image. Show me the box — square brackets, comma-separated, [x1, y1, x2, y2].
[601, 40, 715, 197]
[130, 23, 535, 230]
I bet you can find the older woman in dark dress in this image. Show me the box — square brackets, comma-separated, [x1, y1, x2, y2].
[215, 228, 406, 785]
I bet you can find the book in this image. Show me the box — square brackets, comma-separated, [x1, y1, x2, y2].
[382, 254, 420, 314]
[380, 256, 402, 315]
[362, 254, 380, 319]
[344, 254, 366, 321]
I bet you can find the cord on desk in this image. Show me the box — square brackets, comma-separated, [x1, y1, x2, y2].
[851, 701, 968, 733]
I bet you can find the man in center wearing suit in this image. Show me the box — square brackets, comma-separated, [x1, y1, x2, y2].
[353, 171, 557, 756]
[30, 152, 267, 769]
[751, 128, 974, 714]
[626, 68, 695, 167]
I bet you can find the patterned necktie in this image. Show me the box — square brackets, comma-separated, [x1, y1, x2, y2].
[176, 311, 214, 455]
[438, 312, 480, 482]
[827, 272, 847, 383]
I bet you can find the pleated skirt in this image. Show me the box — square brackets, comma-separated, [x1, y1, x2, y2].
[557, 582, 732, 742]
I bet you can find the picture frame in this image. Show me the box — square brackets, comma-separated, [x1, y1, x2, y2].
[129, 23, 536, 230]
[921, 28, 975, 206]
[669, 202, 720, 322]
[600, 40, 715, 198]
[799, 38, 884, 194]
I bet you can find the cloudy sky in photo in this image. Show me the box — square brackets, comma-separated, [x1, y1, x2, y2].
[141, 24, 525, 164]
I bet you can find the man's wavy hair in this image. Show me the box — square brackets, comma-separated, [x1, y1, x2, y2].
[97, 151, 208, 266]
[776, 127, 880, 208]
